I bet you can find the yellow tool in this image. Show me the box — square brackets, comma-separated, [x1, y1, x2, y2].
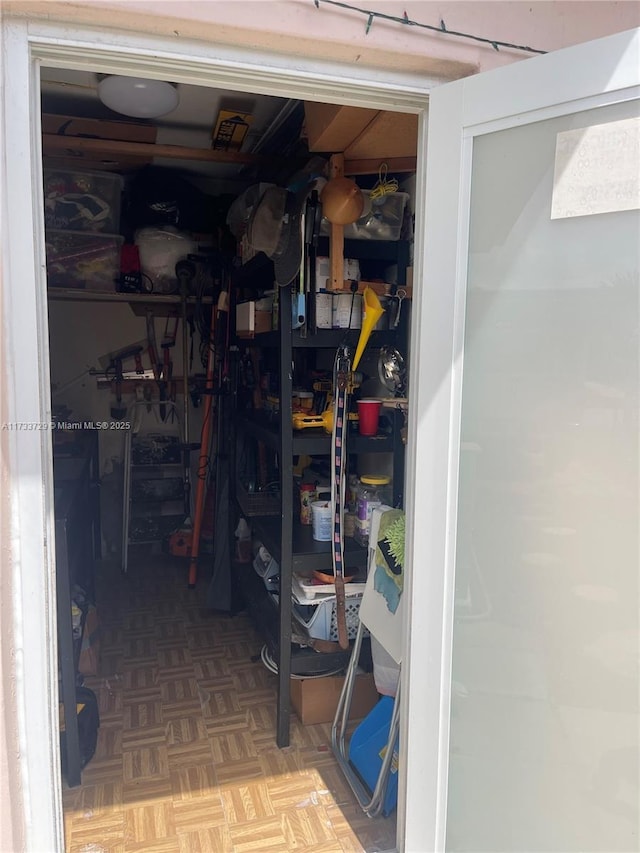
[292, 409, 334, 433]
[293, 374, 363, 433]
[292, 407, 359, 433]
[352, 287, 384, 372]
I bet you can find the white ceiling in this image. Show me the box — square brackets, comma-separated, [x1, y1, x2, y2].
[40, 67, 305, 186]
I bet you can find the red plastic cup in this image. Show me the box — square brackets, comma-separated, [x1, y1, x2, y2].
[357, 399, 382, 436]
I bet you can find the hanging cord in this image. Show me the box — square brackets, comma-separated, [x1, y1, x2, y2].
[369, 163, 398, 201]
[312, 0, 547, 54]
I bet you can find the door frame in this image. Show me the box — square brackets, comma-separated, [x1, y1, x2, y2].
[1, 16, 438, 852]
[409, 26, 640, 853]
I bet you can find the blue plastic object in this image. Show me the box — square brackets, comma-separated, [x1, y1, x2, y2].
[348, 695, 399, 816]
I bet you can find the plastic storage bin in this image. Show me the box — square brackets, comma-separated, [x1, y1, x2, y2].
[354, 476, 392, 545]
[292, 593, 364, 641]
[45, 230, 124, 291]
[45, 230, 123, 291]
[44, 168, 123, 233]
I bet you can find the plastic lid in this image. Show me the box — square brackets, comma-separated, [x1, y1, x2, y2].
[360, 475, 390, 485]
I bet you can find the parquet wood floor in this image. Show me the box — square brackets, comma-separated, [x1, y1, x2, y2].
[62, 554, 397, 852]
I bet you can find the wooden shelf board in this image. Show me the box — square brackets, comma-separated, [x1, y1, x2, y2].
[43, 133, 269, 167]
[48, 288, 213, 304]
[48, 288, 214, 317]
[325, 279, 412, 298]
[344, 156, 416, 175]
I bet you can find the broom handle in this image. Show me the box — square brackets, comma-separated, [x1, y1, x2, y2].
[187, 301, 216, 588]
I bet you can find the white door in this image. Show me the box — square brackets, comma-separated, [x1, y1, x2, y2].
[404, 28, 639, 852]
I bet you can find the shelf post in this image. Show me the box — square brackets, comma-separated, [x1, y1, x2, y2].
[277, 282, 294, 747]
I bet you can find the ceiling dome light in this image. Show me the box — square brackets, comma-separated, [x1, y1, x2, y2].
[98, 75, 179, 119]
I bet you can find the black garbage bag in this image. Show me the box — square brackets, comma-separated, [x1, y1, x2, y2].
[126, 166, 218, 233]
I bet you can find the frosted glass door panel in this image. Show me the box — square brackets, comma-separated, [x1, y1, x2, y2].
[446, 102, 639, 852]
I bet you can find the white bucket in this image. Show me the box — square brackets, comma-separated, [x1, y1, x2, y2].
[311, 501, 332, 541]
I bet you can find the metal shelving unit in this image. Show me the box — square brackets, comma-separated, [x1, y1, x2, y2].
[231, 240, 409, 748]
[122, 401, 184, 572]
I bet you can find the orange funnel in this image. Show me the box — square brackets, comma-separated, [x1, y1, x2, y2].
[352, 287, 384, 371]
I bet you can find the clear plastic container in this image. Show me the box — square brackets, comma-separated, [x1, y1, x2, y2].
[45, 230, 124, 291]
[44, 168, 123, 233]
[321, 191, 409, 241]
[354, 475, 391, 545]
[348, 474, 360, 513]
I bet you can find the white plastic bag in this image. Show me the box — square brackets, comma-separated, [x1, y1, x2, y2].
[135, 226, 196, 294]
[370, 634, 401, 696]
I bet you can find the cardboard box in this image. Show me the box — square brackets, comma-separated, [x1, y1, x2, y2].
[236, 301, 272, 337]
[42, 113, 157, 144]
[211, 109, 253, 151]
[42, 113, 157, 172]
[290, 672, 379, 725]
[315, 256, 360, 289]
[304, 103, 378, 153]
[344, 111, 419, 160]
[304, 103, 418, 159]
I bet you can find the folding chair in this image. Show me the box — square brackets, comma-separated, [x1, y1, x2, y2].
[331, 506, 404, 818]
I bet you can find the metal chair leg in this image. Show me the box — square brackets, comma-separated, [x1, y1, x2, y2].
[331, 621, 401, 818]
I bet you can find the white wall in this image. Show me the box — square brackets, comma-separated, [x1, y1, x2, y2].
[48, 300, 205, 556]
[5, 1, 640, 79]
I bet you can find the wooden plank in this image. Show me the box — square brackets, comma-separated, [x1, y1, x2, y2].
[48, 289, 183, 304]
[328, 154, 345, 293]
[344, 156, 417, 175]
[42, 134, 268, 166]
[42, 114, 156, 171]
[47, 289, 212, 305]
[47, 288, 213, 318]
[327, 279, 413, 298]
[303, 102, 377, 152]
[43, 154, 151, 173]
[344, 111, 419, 160]
[42, 113, 157, 143]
